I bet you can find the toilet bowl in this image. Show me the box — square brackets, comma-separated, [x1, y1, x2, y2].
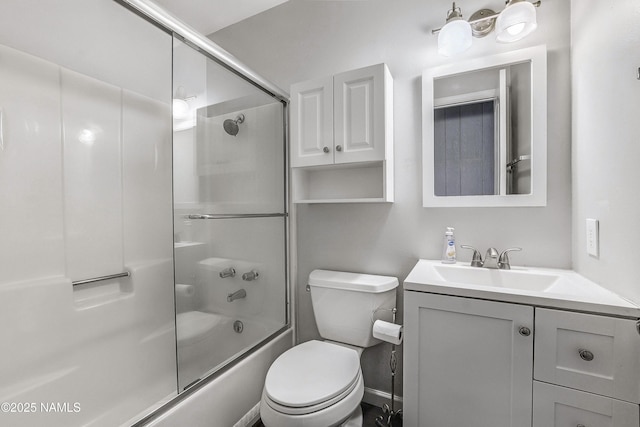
[260, 270, 398, 427]
[261, 340, 364, 427]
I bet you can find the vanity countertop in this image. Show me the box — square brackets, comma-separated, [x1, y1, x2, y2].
[404, 259, 640, 318]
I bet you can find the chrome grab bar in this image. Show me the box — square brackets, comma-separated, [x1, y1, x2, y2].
[186, 213, 287, 220]
[72, 271, 131, 287]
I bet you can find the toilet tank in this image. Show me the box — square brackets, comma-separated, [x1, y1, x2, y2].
[309, 270, 398, 348]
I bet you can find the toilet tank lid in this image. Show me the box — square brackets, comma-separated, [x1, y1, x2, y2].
[309, 270, 399, 293]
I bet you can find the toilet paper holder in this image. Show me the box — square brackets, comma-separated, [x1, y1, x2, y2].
[375, 307, 403, 427]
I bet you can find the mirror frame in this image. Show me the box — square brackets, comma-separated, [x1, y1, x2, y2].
[422, 45, 547, 207]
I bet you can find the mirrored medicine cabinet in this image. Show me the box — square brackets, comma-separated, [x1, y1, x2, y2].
[422, 45, 547, 207]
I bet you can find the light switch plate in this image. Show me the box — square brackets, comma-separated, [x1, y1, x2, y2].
[586, 218, 599, 257]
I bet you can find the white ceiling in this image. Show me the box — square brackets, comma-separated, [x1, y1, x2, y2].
[153, 0, 289, 35]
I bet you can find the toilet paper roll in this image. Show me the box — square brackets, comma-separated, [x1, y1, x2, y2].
[175, 284, 194, 298]
[372, 320, 403, 345]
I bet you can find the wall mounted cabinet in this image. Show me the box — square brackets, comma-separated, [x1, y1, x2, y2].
[290, 63, 393, 203]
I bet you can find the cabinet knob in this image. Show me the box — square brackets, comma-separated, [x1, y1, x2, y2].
[518, 326, 531, 337]
[323, 146, 330, 153]
[578, 349, 594, 361]
[336, 145, 342, 152]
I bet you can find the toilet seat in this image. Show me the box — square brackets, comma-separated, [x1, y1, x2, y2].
[260, 340, 364, 427]
[265, 340, 360, 410]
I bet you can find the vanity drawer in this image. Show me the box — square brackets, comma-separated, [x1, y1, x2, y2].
[534, 308, 640, 403]
[533, 381, 639, 427]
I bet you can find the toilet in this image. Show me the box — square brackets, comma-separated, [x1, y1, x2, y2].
[260, 269, 398, 427]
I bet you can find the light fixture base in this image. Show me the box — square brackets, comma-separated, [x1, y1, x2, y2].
[469, 9, 497, 38]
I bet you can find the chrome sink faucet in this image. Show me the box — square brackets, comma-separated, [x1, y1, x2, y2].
[483, 247, 500, 269]
[461, 246, 522, 270]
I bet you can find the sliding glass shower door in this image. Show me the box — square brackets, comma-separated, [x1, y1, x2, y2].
[172, 37, 288, 391]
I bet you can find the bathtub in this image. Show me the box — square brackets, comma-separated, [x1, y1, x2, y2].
[138, 326, 292, 427]
[176, 310, 284, 391]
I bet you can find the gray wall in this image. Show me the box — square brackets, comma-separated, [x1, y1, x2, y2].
[210, 0, 572, 395]
[571, 0, 640, 304]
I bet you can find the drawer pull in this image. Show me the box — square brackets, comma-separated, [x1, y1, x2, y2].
[577, 425, 586, 427]
[578, 349, 594, 361]
[518, 326, 531, 337]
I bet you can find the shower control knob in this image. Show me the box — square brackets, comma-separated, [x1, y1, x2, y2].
[336, 145, 342, 152]
[242, 270, 259, 281]
[323, 146, 330, 153]
[219, 267, 236, 278]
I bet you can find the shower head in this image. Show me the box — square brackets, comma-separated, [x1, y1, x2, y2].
[223, 114, 245, 136]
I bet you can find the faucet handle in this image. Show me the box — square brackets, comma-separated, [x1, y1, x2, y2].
[461, 245, 483, 267]
[219, 267, 236, 279]
[498, 248, 522, 270]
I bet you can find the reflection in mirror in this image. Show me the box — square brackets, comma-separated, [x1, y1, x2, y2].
[423, 45, 547, 207]
[434, 62, 531, 196]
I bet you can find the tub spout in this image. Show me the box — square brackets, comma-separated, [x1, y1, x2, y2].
[227, 288, 246, 302]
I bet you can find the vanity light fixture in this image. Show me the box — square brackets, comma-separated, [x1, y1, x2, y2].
[432, 0, 541, 56]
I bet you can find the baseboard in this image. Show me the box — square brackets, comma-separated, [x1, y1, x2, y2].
[241, 388, 402, 425]
[363, 387, 403, 410]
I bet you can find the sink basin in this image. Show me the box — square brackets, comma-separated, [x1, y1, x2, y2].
[431, 264, 560, 292]
[403, 259, 639, 317]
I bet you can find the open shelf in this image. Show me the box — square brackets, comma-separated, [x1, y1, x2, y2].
[292, 161, 393, 204]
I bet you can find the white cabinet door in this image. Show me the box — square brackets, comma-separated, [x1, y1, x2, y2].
[290, 76, 333, 167]
[334, 64, 390, 164]
[533, 381, 639, 427]
[404, 292, 534, 427]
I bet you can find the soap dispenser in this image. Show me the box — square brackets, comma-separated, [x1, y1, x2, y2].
[442, 227, 456, 264]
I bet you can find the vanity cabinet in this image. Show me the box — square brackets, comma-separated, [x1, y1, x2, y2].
[290, 63, 393, 203]
[404, 291, 640, 427]
[403, 292, 534, 427]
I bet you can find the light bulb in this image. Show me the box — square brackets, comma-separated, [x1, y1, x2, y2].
[495, 1, 537, 43]
[507, 22, 526, 36]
